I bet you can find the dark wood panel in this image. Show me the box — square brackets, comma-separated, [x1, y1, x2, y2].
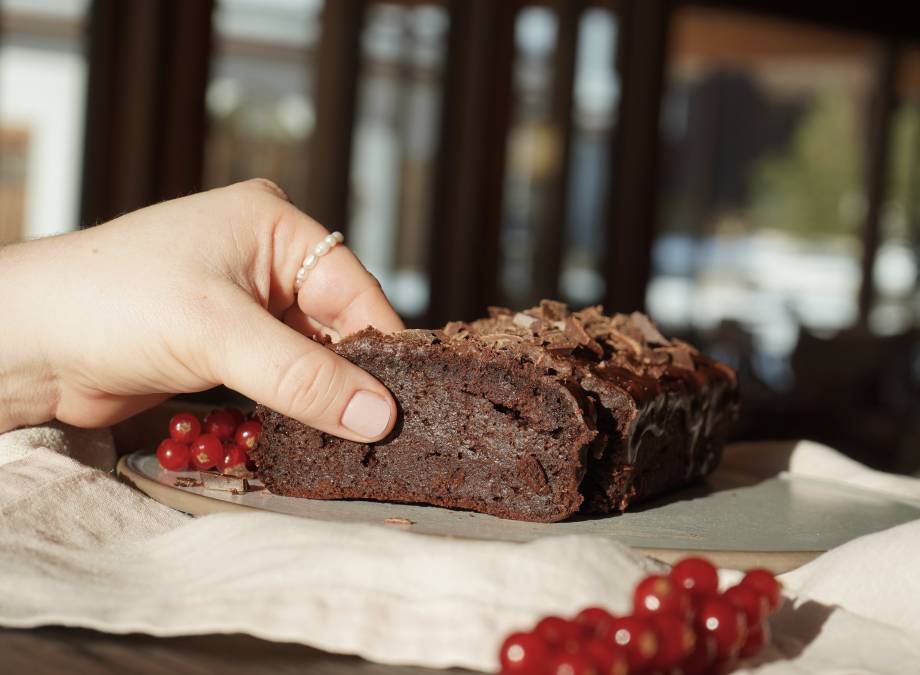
[426, 0, 518, 324]
[0, 627, 480, 675]
[857, 43, 900, 327]
[304, 0, 365, 234]
[603, 0, 671, 313]
[79, 0, 213, 227]
[687, 0, 920, 43]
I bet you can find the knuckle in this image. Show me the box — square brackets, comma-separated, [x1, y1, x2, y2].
[275, 352, 345, 420]
[241, 177, 289, 202]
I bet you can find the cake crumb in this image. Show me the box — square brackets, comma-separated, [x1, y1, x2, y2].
[384, 517, 414, 526]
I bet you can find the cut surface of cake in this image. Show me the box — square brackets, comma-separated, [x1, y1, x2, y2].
[251, 301, 739, 522]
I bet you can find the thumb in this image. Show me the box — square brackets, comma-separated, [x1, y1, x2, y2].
[216, 300, 396, 443]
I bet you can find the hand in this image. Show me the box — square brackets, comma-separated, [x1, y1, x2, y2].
[0, 179, 404, 441]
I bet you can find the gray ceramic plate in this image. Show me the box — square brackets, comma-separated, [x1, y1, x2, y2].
[117, 449, 920, 573]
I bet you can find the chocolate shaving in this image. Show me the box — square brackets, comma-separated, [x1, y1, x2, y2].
[222, 464, 255, 479]
[200, 471, 249, 493]
[512, 312, 539, 330]
[538, 299, 570, 321]
[665, 346, 696, 370]
[442, 321, 467, 337]
[562, 316, 604, 358]
[174, 477, 203, 488]
[629, 312, 670, 346]
[384, 517, 415, 526]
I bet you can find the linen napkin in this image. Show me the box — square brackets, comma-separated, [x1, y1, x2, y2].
[1, 425, 920, 673]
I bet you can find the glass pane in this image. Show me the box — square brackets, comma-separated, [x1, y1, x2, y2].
[0, 0, 90, 242]
[649, 8, 875, 387]
[203, 0, 324, 210]
[499, 6, 560, 308]
[348, 2, 448, 320]
[871, 47, 920, 335]
[558, 7, 619, 306]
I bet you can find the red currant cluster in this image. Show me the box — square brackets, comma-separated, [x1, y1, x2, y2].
[499, 557, 781, 675]
[155, 409, 262, 474]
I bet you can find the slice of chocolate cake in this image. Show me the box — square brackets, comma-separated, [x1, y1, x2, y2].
[251, 301, 739, 522]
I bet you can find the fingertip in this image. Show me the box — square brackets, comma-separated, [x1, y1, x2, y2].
[340, 387, 397, 441]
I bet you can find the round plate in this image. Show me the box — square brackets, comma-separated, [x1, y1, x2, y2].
[117, 450, 920, 574]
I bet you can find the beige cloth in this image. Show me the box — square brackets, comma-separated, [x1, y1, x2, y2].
[2, 425, 920, 673]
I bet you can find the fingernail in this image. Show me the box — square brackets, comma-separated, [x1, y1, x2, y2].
[341, 390, 391, 438]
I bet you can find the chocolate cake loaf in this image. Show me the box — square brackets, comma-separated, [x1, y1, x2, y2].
[252, 301, 739, 522]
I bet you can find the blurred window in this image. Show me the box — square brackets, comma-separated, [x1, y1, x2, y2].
[648, 8, 875, 385]
[871, 47, 920, 335]
[499, 6, 560, 308]
[0, 0, 89, 242]
[559, 6, 619, 307]
[203, 0, 324, 210]
[347, 2, 448, 319]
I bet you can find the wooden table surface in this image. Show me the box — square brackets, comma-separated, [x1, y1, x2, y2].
[0, 627, 481, 675]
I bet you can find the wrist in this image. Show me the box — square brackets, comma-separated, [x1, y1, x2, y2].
[0, 242, 59, 432]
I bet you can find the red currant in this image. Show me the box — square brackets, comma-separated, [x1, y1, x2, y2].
[203, 409, 237, 441]
[574, 607, 616, 638]
[234, 419, 262, 451]
[190, 433, 223, 470]
[498, 631, 551, 673]
[739, 620, 770, 659]
[680, 632, 717, 675]
[633, 574, 692, 617]
[648, 613, 695, 670]
[219, 444, 249, 473]
[535, 616, 585, 652]
[168, 412, 201, 444]
[694, 596, 747, 662]
[740, 568, 783, 614]
[724, 584, 768, 627]
[581, 640, 628, 675]
[605, 615, 658, 671]
[547, 652, 598, 675]
[224, 407, 245, 427]
[669, 557, 719, 598]
[156, 439, 190, 471]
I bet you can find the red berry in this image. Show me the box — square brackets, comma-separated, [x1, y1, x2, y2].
[633, 574, 692, 618]
[739, 620, 770, 659]
[168, 412, 201, 444]
[575, 607, 616, 638]
[190, 433, 223, 470]
[535, 616, 585, 652]
[156, 439, 190, 471]
[605, 615, 658, 671]
[669, 557, 719, 598]
[203, 409, 236, 441]
[224, 407, 245, 427]
[219, 444, 249, 473]
[680, 632, 717, 675]
[740, 568, 783, 614]
[547, 652, 597, 675]
[234, 419, 262, 451]
[581, 640, 628, 675]
[724, 584, 768, 627]
[499, 631, 552, 673]
[648, 613, 695, 670]
[694, 596, 747, 662]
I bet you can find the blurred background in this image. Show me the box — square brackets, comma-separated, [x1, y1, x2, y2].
[2, 0, 920, 471]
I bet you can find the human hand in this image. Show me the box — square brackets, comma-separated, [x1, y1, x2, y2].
[0, 179, 404, 441]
